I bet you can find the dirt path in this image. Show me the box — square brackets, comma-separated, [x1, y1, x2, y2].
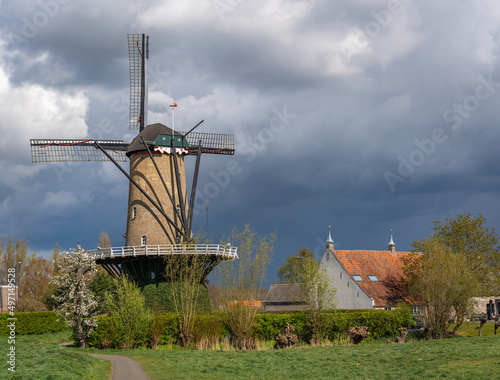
[89, 354, 151, 380]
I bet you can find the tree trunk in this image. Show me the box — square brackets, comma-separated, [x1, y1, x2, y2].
[452, 314, 465, 335]
[478, 317, 487, 337]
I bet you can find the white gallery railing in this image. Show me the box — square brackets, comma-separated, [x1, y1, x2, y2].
[88, 244, 238, 260]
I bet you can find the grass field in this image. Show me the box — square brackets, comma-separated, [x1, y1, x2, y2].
[0, 331, 111, 379]
[122, 336, 500, 379]
[451, 321, 499, 337]
[1, 325, 499, 379]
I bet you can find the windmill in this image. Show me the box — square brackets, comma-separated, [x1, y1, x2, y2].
[30, 34, 237, 284]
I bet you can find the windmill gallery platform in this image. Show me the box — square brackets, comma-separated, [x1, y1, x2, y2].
[88, 243, 238, 283]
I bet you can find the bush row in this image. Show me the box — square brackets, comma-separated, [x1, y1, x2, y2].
[0, 312, 66, 335]
[253, 308, 414, 342]
[88, 308, 414, 348]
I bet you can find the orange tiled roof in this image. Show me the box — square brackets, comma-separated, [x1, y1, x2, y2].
[227, 300, 262, 308]
[333, 250, 410, 307]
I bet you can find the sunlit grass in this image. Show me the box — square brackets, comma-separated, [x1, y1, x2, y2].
[450, 321, 498, 337]
[2, 328, 499, 380]
[117, 335, 500, 379]
[0, 331, 111, 379]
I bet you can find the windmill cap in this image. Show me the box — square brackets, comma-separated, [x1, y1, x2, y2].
[126, 123, 184, 156]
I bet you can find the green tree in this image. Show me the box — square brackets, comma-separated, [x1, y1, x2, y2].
[409, 213, 499, 336]
[41, 243, 64, 310]
[405, 238, 475, 337]
[279, 248, 336, 342]
[277, 248, 316, 283]
[89, 271, 117, 312]
[51, 246, 98, 348]
[426, 213, 500, 295]
[215, 224, 276, 349]
[103, 277, 152, 349]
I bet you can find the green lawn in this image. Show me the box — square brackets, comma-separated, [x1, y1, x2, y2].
[2, 329, 499, 379]
[450, 321, 499, 337]
[0, 331, 111, 380]
[121, 336, 500, 379]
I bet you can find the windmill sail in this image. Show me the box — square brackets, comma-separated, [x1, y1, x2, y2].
[128, 34, 148, 131]
[179, 131, 235, 155]
[30, 139, 128, 162]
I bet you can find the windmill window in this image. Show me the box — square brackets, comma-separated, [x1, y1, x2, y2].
[368, 275, 379, 282]
[352, 275, 363, 282]
[347, 281, 350, 288]
[357, 292, 360, 298]
[132, 207, 137, 219]
[141, 235, 147, 246]
[340, 272, 342, 279]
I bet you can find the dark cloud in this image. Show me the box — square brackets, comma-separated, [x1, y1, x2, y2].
[1, 0, 500, 284]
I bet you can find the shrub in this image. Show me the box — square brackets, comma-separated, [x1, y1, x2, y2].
[87, 316, 115, 348]
[102, 277, 152, 349]
[192, 312, 229, 347]
[0, 312, 66, 335]
[150, 313, 179, 348]
[142, 282, 211, 314]
[252, 313, 308, 341]
[253, 309, 413, 343]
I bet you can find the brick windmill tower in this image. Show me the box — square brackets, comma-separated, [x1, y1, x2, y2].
[30, 34, 237, 284]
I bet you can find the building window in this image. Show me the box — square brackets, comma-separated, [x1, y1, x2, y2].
[150, 271, 155, 281]
[367, 274, 379, 282]
[352, 275, 363, 282]
[132, 207, 137, 219]
[411, 305, 424, 315]
[141, 235, 147, 246]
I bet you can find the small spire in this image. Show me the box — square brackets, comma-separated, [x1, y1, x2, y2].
[326, 225, 334, 250]
[388, 230, 396, 253]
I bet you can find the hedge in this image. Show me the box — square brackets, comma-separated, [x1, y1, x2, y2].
[252, 309, 413, 342]
[0, 312, 66, 335]
[88, 308, 414, 348]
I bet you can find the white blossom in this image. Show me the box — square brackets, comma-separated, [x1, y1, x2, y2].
[50, 246, 98, 347]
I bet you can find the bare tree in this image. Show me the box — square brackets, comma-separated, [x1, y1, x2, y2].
[0, 236, 30, 286]
[18, 256, 53, 311]
[163, 252, 211, 348]
[215, 224, 276, 349]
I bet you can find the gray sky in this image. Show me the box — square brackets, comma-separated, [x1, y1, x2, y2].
[1, 0, 499, 284]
